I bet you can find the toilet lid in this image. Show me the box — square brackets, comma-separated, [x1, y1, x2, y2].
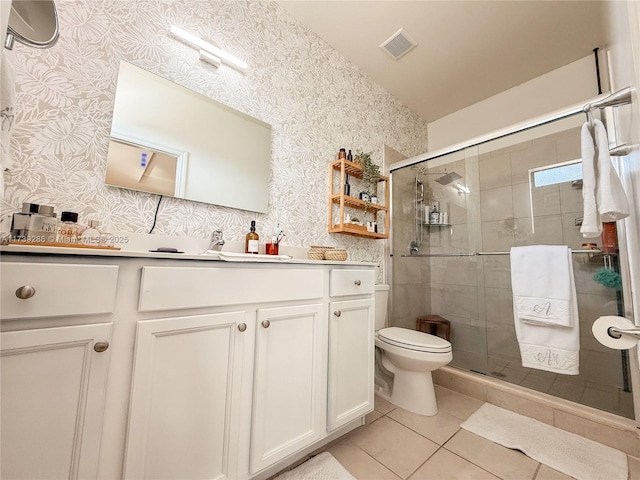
[378, 327, 451, 352]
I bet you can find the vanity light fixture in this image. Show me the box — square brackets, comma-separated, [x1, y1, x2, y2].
[169, 26, 247, 72]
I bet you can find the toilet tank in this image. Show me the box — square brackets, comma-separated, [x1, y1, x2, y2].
[374, 284, 389, 330]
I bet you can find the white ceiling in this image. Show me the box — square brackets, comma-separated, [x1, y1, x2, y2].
[278, 1, 606, 123]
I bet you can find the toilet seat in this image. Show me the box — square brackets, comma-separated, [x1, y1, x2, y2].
[378, 327, 451, 353]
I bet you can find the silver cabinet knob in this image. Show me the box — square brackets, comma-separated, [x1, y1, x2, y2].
[94, 341, 109, 353]
[334, 310, 342, 317]
[262, 320, 271, 328]
[238, 323, 247, 332]
[15, 285, 36, 299]
[354, 280, 362, 286]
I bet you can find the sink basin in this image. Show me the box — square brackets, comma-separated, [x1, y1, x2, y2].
[214, 252, 292, 262]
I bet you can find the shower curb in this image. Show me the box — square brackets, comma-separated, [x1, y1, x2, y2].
[435, 365, 640, 457]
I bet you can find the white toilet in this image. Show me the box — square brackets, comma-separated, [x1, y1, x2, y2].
[374, 285, 453, 416]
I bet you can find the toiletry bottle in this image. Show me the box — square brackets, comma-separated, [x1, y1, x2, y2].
[81, 220, 102, 246]
[57, 211, 80, 244]
[602, 222, 618, 254]
[347, 149, 353, 162]
[28, 205, 58, 242]
[10, 203, 39, 240]
[338, 148, 346, 160]
[344, 173, 351, 196]
[245, 220, 259, 254]
[429, 203, 440, 224]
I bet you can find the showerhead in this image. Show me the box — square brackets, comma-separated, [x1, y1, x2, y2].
[434, 171, 463, 185]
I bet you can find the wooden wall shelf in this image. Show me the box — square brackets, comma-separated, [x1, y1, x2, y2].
[328, 159, 389, 239]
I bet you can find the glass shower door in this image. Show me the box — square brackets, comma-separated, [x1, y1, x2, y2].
[390, 115, 633, 418]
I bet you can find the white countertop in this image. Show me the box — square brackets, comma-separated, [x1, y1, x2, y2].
[0, 244, 377, 267]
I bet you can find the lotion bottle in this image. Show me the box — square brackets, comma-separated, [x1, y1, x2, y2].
[245, 220, 259, 254]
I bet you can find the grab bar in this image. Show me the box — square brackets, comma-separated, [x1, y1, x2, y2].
[399, 249, 602, 258]
[476, 249, 601, 256]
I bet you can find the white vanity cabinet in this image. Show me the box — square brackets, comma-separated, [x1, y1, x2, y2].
[128, 265, 329, 479]
[251, 303, 326, 473]
[327, 269, 375, 431]
[0, 251, 376, 480]
[123, 311, 248, 480]
[0, 261, 117, 480]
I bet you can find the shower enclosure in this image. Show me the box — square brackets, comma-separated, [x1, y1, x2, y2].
[389, 103, 635, 419]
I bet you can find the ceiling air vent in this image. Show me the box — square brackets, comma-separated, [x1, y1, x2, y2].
[380, 28, 418, 60]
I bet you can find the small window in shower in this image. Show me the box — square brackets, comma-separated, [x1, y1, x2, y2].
[531, 160, 582, 187]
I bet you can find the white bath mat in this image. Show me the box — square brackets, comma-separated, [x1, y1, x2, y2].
[273, 452, 356, 480]
[461, 403, 628, 480]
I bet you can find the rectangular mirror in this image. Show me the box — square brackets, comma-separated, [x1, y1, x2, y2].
[105, 61, 272, 213]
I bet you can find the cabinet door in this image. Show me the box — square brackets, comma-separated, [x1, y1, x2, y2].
[251, 303, 325, 474]
[1, 322, 112, 480]
[124, 311, 247, 480]
[328, 298, 375, 431]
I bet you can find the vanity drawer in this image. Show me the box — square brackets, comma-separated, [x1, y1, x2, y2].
[330, 269, 375, 297]
[139, 267, 324, 312]
[1, 263, 119, 320]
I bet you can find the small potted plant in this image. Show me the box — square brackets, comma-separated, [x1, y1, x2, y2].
[354, 151, 380, 205]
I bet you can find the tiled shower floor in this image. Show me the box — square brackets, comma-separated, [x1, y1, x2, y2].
[450, 350, 634, 419]
[317, 387, 640, 480]
[486, 358, 634, 419]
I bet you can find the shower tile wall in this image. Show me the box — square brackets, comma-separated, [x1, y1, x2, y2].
[391, 126, 632, 418]
[390, 166, 431, 329]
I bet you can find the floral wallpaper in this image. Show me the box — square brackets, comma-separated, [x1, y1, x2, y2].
[2, 0, 428, 266]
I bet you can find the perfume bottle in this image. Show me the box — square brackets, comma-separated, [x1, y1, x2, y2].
[245, 220, 259, 254]
[11, 203, 40, 240]
[28, 205, 58, 242]
[57, 211, 80, 244]
[81, 220, 102, 246]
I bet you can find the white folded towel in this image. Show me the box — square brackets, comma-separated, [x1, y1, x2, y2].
[593, 119, 629, 221]
[580, 119, 630, 238]
[511, 245, 580, 375]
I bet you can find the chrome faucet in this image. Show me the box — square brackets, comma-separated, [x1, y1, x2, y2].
[206, 229, 225, 252]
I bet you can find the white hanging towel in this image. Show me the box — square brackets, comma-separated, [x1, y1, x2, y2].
[1, 51, 16, 172]
[511, 245, 580, 375]
[593, 119, 629, 221]
[580, 119, 630, 238]
[579, 122, 601, 238]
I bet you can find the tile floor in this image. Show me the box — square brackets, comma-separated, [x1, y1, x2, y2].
[320, 386, 640, 480]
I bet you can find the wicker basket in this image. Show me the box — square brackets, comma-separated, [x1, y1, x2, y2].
[324, 249, 347, 261]
[308, 245, 333, 260]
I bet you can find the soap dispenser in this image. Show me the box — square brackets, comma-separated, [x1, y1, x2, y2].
[245, 220, 259, 254]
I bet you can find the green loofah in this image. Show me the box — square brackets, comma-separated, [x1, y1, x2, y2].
[593, 267, 622, 290]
